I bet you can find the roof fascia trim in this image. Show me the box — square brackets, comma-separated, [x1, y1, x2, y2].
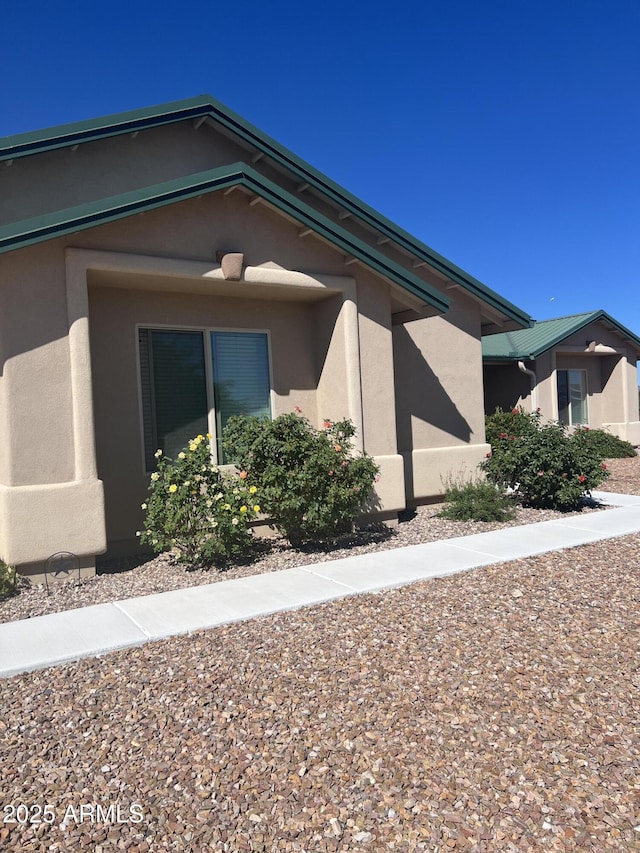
[482, 310, 640, 360]
[0, 162, 450, 314]
[0, 95, 527, 326]
[0, 96, 213, 159]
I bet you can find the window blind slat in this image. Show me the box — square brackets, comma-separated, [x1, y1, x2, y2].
[212, 332, 271, 460]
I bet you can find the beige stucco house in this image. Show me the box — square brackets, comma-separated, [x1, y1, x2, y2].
[0, 95, 532, 579]
[483, 311, 640, 444]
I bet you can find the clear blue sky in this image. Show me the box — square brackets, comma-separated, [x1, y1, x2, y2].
[2, 1, 639, 362]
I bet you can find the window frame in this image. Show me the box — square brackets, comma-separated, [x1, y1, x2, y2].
[557, 368, 589, 427]
[136, 323, 274, 473]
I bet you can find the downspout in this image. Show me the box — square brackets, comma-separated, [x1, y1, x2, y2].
[517, 360, 537, 410]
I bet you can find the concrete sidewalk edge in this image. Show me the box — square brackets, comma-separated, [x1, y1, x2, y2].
[2, 492, 639, 678]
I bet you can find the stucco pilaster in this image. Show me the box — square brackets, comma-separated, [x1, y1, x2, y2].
[339, 280, 365, 453]
[66, 250, 100, 480]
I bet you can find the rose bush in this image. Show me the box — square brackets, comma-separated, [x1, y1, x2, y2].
[140, 434, 259, 567]
[571, 425, 636, 459]
[483, 408, 610, 510]
[222, 411, 379, 547]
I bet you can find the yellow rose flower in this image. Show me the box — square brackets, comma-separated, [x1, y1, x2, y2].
[189, 443, 197, 452]
[240, 506, 247, 513]
[150, 472, 159, 481]
[169, 484, 178, 493]
[223, 503, 231, 510]
[178, 452, 186, 459]
[249, 485, 257, 494]
[253, 505, 260, 513]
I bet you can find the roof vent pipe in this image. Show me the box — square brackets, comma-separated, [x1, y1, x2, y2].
[517, 361, 537, 410]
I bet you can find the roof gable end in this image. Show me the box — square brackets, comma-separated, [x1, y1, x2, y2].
[0, 95, 531, 329]
[0, 161, 450, 315]
[482, 311, 640, 360]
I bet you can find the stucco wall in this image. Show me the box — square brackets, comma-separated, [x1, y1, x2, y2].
[0, 244, 75, 486]
[394, 292, 485, 450]
[559, 322, 629, 351]
[70, 190, 348, 276]
[356, 272, 397, 457]
[393, 291, 489, 499]
[0, 242, 107, 567]
[89, 284, 326, 553]
[0, 122, 249, 225]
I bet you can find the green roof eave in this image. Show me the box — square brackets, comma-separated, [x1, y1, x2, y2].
[0, 95, 528, 327]
[0, 96, 214, 160]
[482, 310, 640, 360]
[0, 161, 450, 315]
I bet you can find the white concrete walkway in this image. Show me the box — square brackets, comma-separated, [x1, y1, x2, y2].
[1, 490, 639, 678]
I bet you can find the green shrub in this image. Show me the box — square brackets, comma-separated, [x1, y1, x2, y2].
[140, 434, 260, 567]
[571, 426, 637, 459]
[222, 411, 379, 547]
[0, 560, 17, 601]
[482, 409, 609, 510]
[439, 479, 516, 522]
[485, 406, 541, 445]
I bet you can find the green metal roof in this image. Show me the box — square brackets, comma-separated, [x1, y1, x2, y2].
[0, 161, 450, 314]
[0, 95, 531, 329]
[482, 311, 640, 360]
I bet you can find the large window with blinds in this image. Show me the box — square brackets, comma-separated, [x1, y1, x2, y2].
[138, 327, 271, 470]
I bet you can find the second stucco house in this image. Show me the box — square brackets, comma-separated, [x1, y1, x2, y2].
[0, 95, 532, 579]
[482, 311, 640, 444]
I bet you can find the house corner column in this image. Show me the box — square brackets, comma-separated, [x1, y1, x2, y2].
[341, 283, 365, 453]
[65, 250, 99, 480]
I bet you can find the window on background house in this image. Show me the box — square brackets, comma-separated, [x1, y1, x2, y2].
[557, 369, 588, 426]
[139, 328, 271, 470]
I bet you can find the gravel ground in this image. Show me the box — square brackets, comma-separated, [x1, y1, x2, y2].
[2, 534, 639, 851]
[1, 454, 638, 851]
[4, 453, 639, 624]
[599, 455, 640, 495]
[0, 503, 602, 624]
